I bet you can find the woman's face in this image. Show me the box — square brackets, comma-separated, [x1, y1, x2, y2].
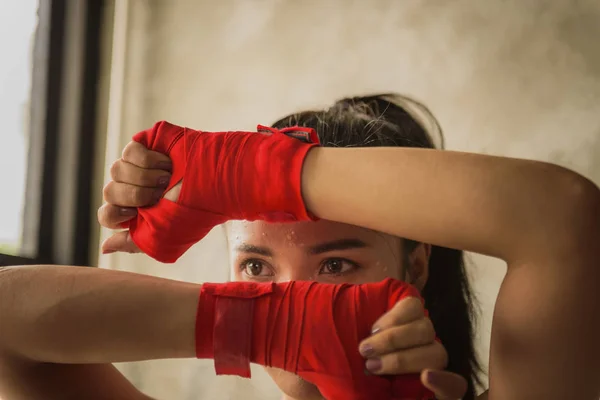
[226, 219, 430, 400]
[228, 219, 406, 284]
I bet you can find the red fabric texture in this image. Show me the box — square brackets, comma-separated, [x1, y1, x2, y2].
[196, 278, 434, 400]
[126, 121, 319, 263]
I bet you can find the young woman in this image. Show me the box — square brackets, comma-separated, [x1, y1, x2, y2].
[0, 94, 599, 400]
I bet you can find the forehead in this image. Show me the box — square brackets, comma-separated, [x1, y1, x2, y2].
[226, 219, 399, 249]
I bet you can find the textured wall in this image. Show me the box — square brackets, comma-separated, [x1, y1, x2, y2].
[98, 1, 600, 399]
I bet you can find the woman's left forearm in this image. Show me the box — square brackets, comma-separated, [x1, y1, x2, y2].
[0, 265, 199, 364]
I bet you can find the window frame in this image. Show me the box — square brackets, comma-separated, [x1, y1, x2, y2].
[0, 0, 105, 267]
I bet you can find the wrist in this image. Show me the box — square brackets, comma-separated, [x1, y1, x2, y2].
[301, 147, 327, 220]
[241, 132, 319, 222]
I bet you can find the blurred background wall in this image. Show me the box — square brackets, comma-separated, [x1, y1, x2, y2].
[95, 1, 600, 399]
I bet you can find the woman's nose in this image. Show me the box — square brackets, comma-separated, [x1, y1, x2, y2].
[275, 266, 319, 283]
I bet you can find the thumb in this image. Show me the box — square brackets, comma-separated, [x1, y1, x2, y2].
[101, 231, 141, 254]
[421, 369, 468, 400]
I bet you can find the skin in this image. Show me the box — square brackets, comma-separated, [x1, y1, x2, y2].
[0, 143, 470, 400]
[227, 219, 433, 399]
[1, 138, 599, 399]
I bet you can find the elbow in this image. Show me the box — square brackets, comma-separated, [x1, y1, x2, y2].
[512, 164, 600, 265]
[543, 166, 600, 257]
[556, 167, 600, 228]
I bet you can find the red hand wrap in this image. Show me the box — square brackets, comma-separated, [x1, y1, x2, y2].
[126, 121, 320, 263]
[196, 279, 434, 400]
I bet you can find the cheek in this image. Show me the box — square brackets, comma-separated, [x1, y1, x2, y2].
[375, 262, 403, 280]
[332, 261, 402, 285]
[362, 242, 404, 282]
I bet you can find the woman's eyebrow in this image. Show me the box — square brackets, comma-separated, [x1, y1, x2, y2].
[235, 244, 272, 257]
[309, 238, 368, 254]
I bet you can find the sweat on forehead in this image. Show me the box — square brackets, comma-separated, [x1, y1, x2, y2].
[228, 219, 385, 239]
[225, 220, 403, 255]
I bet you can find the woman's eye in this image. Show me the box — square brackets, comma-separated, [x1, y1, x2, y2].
[240, 259, 273, 277]
[319, 258, 358, 275]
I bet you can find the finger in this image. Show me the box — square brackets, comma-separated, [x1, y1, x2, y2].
[371, 297, 424, 333]
[97, 203, 138, 229]
[101, 231, 141, 254]
[421, 369, 468, 400]
[121, 141, 172, 170]
[103, 181, 164, 208]
[110, 159, 172, 188]
[359, 317, 435, 357]
[364, 341, 447, 375]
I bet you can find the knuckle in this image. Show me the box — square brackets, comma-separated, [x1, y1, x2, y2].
[109, 159, 121, 180]
[121, 142, 135, 162]
[434, 341, 449, 369]
[405, 297, 425, 316]
[389, 297, 424, 325]
[97, 205, 106, 224]
[117, 160, 155, 187]
[137, 152, 152, 168]
[128, 186, 150, 206]
[380, 330, 398, 351]
[418, 317, 436, 342]
[139, 168, 158, 187]
[128, 187, 143, 206]
[373, 327, 404, 353]
[97, 204, 114, 222]
[102, 182, 113, 202]
[122, 142, 152, 168]
[98, 203, 123, 229]
[385, 353, 407, 374]
[372, 312, 392, 330]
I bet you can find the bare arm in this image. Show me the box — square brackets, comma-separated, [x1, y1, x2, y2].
[302, 147, 600, 399]
[0, 265, 199, 399]
[0, 359, 154, 400]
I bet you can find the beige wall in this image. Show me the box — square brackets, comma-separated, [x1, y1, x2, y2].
[97, 1, 600, 399]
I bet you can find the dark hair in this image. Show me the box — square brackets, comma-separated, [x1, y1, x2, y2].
[272, 93, 483, 399]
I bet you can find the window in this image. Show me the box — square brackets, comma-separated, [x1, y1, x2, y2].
[0, 0, 106, 267]
[0, 0, 38, 258]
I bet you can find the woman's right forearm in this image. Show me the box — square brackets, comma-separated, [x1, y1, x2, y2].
[302, 147, 599, 263]
[0, 265, 199, 364]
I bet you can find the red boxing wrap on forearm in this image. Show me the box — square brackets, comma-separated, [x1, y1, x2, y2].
[196, 279, 434, 400]
[127, 121, 320, 263]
